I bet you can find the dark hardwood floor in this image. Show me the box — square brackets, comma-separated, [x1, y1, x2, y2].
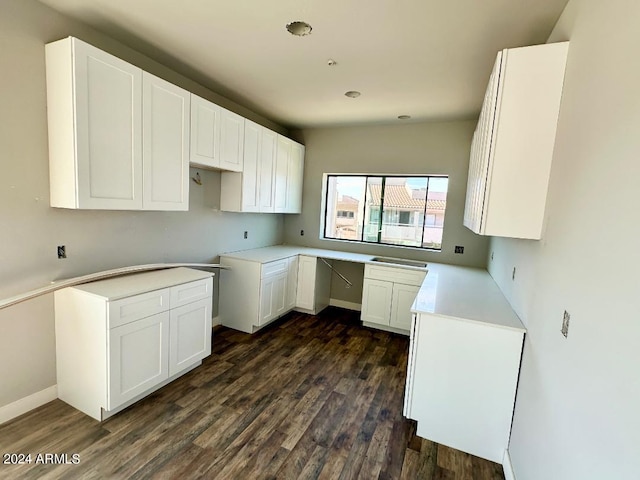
[0, 307, 504, 480]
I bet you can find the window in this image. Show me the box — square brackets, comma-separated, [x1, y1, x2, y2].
[323, 175, 449, 250]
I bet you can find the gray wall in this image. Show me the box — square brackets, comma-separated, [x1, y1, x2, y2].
[489, 0, 640, 478]
[0, 0, 284, 408]
[284, 122, 489, 304]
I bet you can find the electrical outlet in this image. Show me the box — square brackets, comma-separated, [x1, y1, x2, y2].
[561, 310, 570, 338]
[300, 230, 305, 236]
[454, 246, 464, 254]
[57, 245, 66, 259]
[512, 267, 516, 280]
[243, 231, 248, 239]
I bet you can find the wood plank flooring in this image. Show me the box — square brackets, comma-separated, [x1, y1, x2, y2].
[0, 307, 504, 480]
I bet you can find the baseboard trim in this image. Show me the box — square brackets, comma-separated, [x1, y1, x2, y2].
[0, 385, 58, 425]
[329, 299, 362, 311]
[503, 449, 516, 480]
[212, 315, 221, 327]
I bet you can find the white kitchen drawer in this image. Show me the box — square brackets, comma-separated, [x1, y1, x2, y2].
[108, 288, 170, 329]
[170, 277, 213, 308]
[364, 264, 427, 286]
[261, 259, 289, 278]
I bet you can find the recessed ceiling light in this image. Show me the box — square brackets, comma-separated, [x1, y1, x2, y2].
[327, 59, 337, 66]
[398, 115, 412, 120]
[286, 21, 312, 36]
[345, 91, 361, 98]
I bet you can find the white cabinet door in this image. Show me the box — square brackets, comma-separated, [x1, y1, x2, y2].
[273, 273, 287, 318]
[296, 255, 316, 310]
[259, 128, 277, 213]
[169, 298, 212, 376]
[285, 142, 304, 213]
[259, 272, 287, 325]
[189, 94, 221, 169]
[108, 312, 169, 409]
[390, 284, 421, 331]
[274, 135, 291, 212]
[142, 72, 190, 211]
[361, 279, 393, 326]
[219, 108, 244, 172]
[240, 120, 261, 212]
[47, 37, 143, 210]
[286, 256, 299, 310]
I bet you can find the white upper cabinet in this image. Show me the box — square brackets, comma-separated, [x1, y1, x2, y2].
[219, 108, 245, 172]
[240, 119, 261, 212]
[189, 93, 245, 173]
[259, 128, 277, 212]
[220, 122, 302, 214]
[287, 141, 305, 214]
[142, 72, 190, 211]
[274, 135, 291, 213]
[189, 94, 221, 169]
[464, 42, 569, 239]
[46, 37, 143, 210]
[220, 120, 271, 213]
[274, 135, 304, 214]
[45, 37, 189, 211]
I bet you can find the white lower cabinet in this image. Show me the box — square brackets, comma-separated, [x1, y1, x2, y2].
[259, 270, 287, 326]
[295, 256, 331, 314]
[361, 264, 426, 334]
[390, 283, 421, 331]
[169, 298, 213, 376]
[361, 279, 392, 325]
[55, 268, 213, 421]
[108, 312, 169, 409]
[404, 312, 524, 463]
[219, 255, 299, 333]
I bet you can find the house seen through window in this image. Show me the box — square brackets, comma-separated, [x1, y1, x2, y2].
[323, 175, 449, 250]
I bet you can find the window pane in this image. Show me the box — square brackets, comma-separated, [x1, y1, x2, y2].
[324, 176, 366, 240]
[323, 174, 448, 251]
[379, 177, 428, 248]
[422, 177, 448, 249]
[363, 177, 383, 242]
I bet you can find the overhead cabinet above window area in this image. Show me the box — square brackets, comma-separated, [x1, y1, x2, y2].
[464, 42, 569, 239]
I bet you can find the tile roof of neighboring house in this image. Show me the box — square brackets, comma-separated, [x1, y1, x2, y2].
[367, 184, 446, 210]
[338, 195, 359, 204]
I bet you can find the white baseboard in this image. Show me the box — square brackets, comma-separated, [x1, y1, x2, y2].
[329, 299, 361, 311]
[503, 449, 516, 480]
[212, 315, 221, 327]
[0, 385, 58, 425]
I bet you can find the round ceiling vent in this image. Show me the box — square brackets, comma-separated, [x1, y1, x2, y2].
[286, 21, 312, 36]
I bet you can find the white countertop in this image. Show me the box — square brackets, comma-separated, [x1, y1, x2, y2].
[70, 267, 214, 300]
[410, 263, 525, 332]
[221, 245, 524, 333]
[220, 245, 427, 271]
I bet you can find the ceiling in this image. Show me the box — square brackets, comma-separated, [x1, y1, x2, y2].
[39, 0, 569, 129]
